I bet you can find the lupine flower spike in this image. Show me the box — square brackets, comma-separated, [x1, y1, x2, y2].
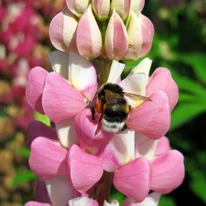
[25, 0, 185, 205]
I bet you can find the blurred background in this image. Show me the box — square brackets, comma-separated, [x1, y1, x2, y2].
[0, 0, 205, 205]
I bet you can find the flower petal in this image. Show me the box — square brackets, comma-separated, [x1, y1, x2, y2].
[76, 5, 102, 59]
[127, 91, 170, 140]
[69, 197, 98, 206]
[104, 200, 119, 206]
[123, 12, 154, 60]
[29, 137, 67, 179]
[27, 121, 58, 148]
[114, 157, 151, 203]
[146, 68, 178, 111]
[155, 136, 171, 156]
[75, 109, 114, 149]
[35, 180, 51, 203]
[105, 11, 128, 60]
[119, 72, 146, 108]
[107, 60, 125, 84]
[128, 58, 152, 84]
[151, 150, 185, 194]
[92, 0, 110, 21]
[49, 10, 69, 52]
[48, 51, 69, 79]
[98, 130, 135, 172]
[42, 72, 85, 123]
[62, 9, 78, 52]
[123, 192, 161, 206]
[66, 144, 103, 192]
[68, 52, 98, 101]
[135, 133, 157, 161]
[66, 0, 90, 17]
[111, 0, 131, 20]
[24, 202, 50, 206]
[130, 0, 145, 14]
[26, 67, 48, 114]
[46, 175, 79, 206]
[55, 118, 78, 148]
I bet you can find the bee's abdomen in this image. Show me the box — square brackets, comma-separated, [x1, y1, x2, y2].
[103, 103, 129, 122]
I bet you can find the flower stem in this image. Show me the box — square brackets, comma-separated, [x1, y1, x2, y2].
[96, 171, 114, 205]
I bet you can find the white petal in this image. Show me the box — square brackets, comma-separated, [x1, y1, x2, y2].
[107, 60, 125, 83]
[48, 51, 69, 79]
[113, 130, 135, 164]
[55, 118, 77, 148]
[104, 200, 119, 206]
[135, 133, 157, 161]
[129, 58, 152, 84]
[119, 72, 146, 107]
[46, 175, 74, 206]
[69, 197, 98, 206]
[123, 192, 161, 206]
[68, 52, 97, 100]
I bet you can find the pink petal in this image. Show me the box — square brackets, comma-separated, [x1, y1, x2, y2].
[35, 180, 51, 203]
[26, 67, 48, 114]
[24, 202, 50, 206]
[29, 137, 67, 179]
[127, 91, 170, 140]
[111, 0, 131, 20]
[98, 130, 135, 172]
[75, 109, 114, 149]
[155, 136, 171, 156]
[113, 157, 152, 203]
[66, 145, 103, 192]
[151, 150, 185, 194]
[49, 10, 69, 52]
[123, 13, 154, 61]
[92, 0, 110, 21]
[146, 68, 178, 111]
[42, 72, 85, 123]
[27, 121, 58, 148]
[76, 5, 102, 59]
[46, 175, 80, 206]
[105, 11, 128, 60]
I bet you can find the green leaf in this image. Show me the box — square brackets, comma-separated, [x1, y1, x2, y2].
[14, 148, 30, 158]
[34, 111, 50, 126]
[11, 170, 37, 187]
[171, 71, 206, 97]
[190, 170, 206, 203]
[170, 103, 206, 131]
[181, 53, 206, 84]
[158, 195, 176, 206]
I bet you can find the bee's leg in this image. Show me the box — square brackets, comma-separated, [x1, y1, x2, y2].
[91, 106, 96, 120]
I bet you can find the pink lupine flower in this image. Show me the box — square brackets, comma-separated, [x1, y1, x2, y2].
[49, 8, 78, 53]
[76, 5, 103, 59]
[65, 0, 90, 17]
[111, 0, 131, 21]
[123, 12, 154, 60]
[104, 10, 128, 60]
[92, 0, 110, 21]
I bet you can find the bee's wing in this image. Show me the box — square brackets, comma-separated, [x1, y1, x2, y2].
[105, 89, 123, 104]
[123, 92, 152, 102]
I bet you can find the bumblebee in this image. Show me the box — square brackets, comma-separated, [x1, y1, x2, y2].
[92, 83, 151, 135]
